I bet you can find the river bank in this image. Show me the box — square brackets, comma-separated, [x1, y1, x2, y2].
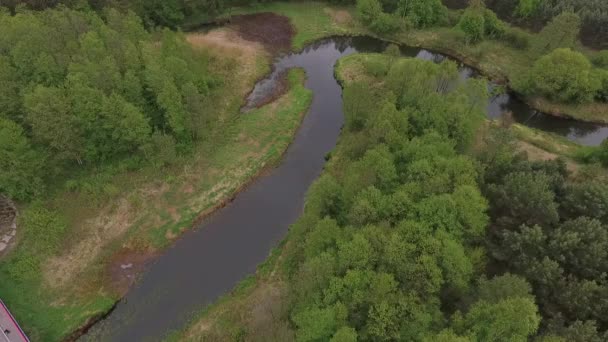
[72, 6, 604, 336]
[168, 35, 605, 341]
[226, 2, 608, 125]
[0, 17, 315, 341]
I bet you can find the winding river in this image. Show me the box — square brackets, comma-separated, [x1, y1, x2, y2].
[81, 36, 608, 342]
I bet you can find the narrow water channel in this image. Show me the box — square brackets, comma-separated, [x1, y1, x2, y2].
[82, 35, 608, 342]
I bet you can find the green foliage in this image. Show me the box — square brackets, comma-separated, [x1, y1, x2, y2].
[526, 48, 601, 103]
[457, 3, 505, 43]
[3, 205, 68, 283]
[537, 0, 608, 49]
[561, 181, 608, 221]
[293, 305, 343, 342]
[534, 11, 581, 54]
[369, 12, 401, 34]
[482, 8, 505, 38]
[330, 326, 358, 342]
[515, 0, 542, 18]
[488, 170, 560, 226]
[458, 6, 485, 44]
[140, 131, 178, 168]
[477, 273, 533, 303]
[357, 0, 383, 25]
[447, 0, 607, 48]
[461, 297, 541, 341]
[0, 7, 215, 201]
[478, 127, 608, 338]
[384, 44, 401, 58]
[501, 27, 531, 50]
[596, 69, 608, 102]
[386, 58, 485, 150]
[142, 0, 185, 28]
[396, 0, 448, 28]
[592, 50, 608, 69]
[285, 55, 501, 341]
[0, 118, 43, 200]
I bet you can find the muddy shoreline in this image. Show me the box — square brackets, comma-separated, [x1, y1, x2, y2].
[66, 72, 310, 342]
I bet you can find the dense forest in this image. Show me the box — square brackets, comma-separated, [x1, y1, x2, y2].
[2, 0, 606, 49]
[0, 0, 225, 28]
[444, 0, 608, 49]
[2, 0, 608, 340]
[261, 52, 608, 341]
[355, 0, 608, 109]
[0, 6, 218, 201]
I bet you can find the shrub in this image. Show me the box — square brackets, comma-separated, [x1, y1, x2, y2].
[141, 131, 178, 168]
[0, 118, 44, 201]
[596, 70, 608, 102]
[447, 9, 463, 26]
[514, 0, 541, 18]
[592, 50, 608, 69]
[365, 58, 390, 77]
[483, 9, 505, 39]
[502, 28, 530, 50]
[370, 13, 401, 34]
[357, 0, 383, 25]
[384, 44, 401, 58]
[398, 0, 448, 28]
[21, 205, 68, 255]
[527, 48, 601, 103]
[458, 8, 485, 44]
[534, 11, 581, 55]
[597, 139, 608, 167]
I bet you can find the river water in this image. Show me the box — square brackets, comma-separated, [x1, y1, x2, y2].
[81, 35, 607, 342]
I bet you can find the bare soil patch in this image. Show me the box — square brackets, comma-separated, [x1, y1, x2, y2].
[231, 13, 294, 52]
[324, 8, 353, 25]
[106, 248, 158, 296]
[249, 70, 291, 110]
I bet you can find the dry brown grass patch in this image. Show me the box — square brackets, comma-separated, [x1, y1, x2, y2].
[324, 7, 353, 25]
[517, 141, 578, 174]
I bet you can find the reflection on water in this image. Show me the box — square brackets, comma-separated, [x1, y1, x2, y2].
[247, 36, 608, 146]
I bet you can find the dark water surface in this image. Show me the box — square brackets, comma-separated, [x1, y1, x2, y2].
[82, 36, 607, 342]
[248, 37, 608, 146]
[82, 36, 370, 342]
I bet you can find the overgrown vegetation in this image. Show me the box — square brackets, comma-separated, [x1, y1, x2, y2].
[0, 0, 225, 28]
[478, 127, 608, 341]
[0, 61, 312, 340]
[443, 0, 608, 49]
[175, 48, 608, 342]
[0, 7, 216, 201]
[342, 0, 608, 122]
[0, 3, 317, 339]
[3, 0, 608, 340]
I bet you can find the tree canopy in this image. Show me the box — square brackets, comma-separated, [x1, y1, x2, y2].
[0, 7, 216, 200]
